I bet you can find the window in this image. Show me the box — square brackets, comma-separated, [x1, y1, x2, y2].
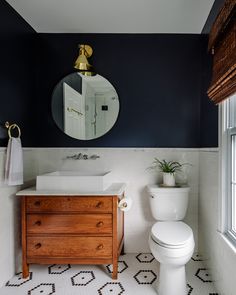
[222, 94, 236, 245]
[208, 0, 236, 247]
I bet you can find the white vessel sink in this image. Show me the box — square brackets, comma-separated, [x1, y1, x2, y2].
[36, 171, 112, 192]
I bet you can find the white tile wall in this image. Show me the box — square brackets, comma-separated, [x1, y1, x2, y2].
[33, 148, 199, 253]
[5, 146, 236, 294]
[199, 150, 236, 295]
[0, 147, 199, 287]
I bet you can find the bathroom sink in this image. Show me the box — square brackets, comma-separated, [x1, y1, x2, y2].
[36, 171, 112, 192]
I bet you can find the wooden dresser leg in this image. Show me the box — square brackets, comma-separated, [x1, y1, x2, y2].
[22, 262, 29, 278]
[112, 196, 118, 280]
[112, 261, 118, 280]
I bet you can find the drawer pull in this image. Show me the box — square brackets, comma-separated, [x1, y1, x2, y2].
[34, 201, 41, 207]
[97, 244, 104, 250]
[35, 220, 41, 226]
[96, 201, 103, 208]
[96, 221, 104, 227]
[35, 243, 42, 249]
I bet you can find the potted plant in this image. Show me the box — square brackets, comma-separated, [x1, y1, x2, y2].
[150, 159, 189, 186]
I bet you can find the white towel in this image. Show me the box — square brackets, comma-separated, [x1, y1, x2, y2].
[5, 137, 23, 186]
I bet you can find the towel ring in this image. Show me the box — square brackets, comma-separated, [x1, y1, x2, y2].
[5, 122, 21, 138]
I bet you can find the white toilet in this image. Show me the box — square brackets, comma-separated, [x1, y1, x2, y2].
[147, 185, 195, 295]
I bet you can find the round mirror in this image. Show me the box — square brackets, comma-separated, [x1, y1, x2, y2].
[52, 72, 119, 140]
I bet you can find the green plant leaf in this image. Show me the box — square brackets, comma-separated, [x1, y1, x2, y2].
[148, 158, 191, 174]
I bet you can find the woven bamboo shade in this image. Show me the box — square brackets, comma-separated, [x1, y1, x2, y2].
[207, 0, 236, 104]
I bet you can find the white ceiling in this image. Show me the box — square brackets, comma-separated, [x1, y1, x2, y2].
[6, 0, 215, 33]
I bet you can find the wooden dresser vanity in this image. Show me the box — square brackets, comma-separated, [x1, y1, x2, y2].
[17, 184, 125, 280]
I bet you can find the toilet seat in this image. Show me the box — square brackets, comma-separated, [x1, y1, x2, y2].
[151, 221, 193, 249]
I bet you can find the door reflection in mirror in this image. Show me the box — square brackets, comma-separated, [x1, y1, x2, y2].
[52, 73, 120, 140]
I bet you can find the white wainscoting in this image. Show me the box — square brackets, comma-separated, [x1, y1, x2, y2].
[199, 150, 236, 295]
[0, 147, 199, 287]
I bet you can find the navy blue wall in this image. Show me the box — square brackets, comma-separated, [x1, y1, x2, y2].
[0, 1, 219, 148]
[200, 38, 218, 147]
[35, 33, 215, 147]
[0, 0, 36, 146]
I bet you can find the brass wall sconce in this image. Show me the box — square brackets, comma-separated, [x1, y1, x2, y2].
[74, 44, 95, 76]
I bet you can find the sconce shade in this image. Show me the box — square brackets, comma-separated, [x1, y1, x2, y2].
[74, 54, 92, 71]
[74, 44, 95, 75]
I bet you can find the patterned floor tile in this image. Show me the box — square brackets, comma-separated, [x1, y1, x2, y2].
[0, 253, 218, 295]
[106, 261, 128, 274]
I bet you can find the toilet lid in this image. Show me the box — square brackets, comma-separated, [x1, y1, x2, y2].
[151, 222, 193, 248]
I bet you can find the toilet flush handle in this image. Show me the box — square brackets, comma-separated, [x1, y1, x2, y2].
[150, 195, 156, 199]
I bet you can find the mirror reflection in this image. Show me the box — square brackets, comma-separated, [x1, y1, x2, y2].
[52, 73, 119, 140]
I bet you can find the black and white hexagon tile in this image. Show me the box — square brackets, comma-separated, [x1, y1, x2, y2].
[71, 271, 95, 286]
[133, 270, 157, 285]
[98, 282, 125, 295]
[5, 272, 33, 287]
[136, 253, 155, 263]
[195, 268, 213, 283]
[27, 283, 55, 295]
[48, 264, 71, 275]
[1, 253, 218, 295]
[106, 261, 128, 274]
[191, 253, 204, 262]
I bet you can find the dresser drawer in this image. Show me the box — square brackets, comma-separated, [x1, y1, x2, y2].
[26, 196, 113, 213]
[27, 214, 112, 234]
[27, 236, 112, 258]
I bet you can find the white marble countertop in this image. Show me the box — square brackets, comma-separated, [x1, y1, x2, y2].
[16, 183, 126, 196]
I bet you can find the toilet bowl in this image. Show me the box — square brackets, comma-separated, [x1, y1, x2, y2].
[147, 185, 195, 295]
[148, 221, 194, 295]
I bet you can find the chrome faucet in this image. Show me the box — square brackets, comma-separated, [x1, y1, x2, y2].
[65, 153, 100, 160]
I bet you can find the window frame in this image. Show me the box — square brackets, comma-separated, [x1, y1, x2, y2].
[219, 97, 236, 247]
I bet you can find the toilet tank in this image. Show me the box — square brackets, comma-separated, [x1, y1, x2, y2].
[147, 185, 190, 221]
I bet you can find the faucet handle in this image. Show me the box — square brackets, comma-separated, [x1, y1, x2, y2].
[90, 154, 100, 160]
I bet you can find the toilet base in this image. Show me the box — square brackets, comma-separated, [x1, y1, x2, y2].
[156, 264, 187, 295]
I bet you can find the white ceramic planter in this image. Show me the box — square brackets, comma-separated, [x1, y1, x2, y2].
[163, 172, 175, 186]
